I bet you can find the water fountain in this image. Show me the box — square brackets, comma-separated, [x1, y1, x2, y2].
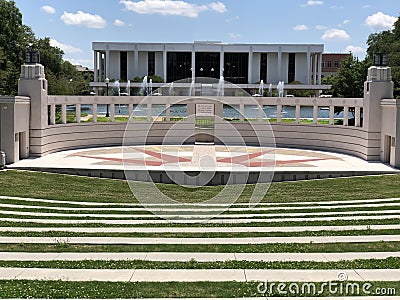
[169, 82, 175, 96]
[114, 80, 121, 96]
[217, 76, 224, 97]
[140, 76, 148, 96]
[149, 79, 153, 96]
[258, 80, 264, 96]
[277, 81, 284, 98]
[268, 83, 272, 97]
[189, 80, 195, 96]
[126, 80, 131, 96]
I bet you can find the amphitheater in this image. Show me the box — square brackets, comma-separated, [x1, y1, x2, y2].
[0, 62, 399, 298]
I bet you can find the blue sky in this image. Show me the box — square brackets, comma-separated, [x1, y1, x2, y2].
[14, 0, 399, 68]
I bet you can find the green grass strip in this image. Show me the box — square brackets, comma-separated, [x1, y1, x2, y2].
[0, 218, 399, 228]
[1, 257, 400, 270]
[0, 280, 397, 298]
[2, 171, 400, 204]
[1, 241, 399, 253]
[0, 228, 399, 238]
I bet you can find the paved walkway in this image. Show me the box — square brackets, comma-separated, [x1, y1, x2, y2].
[1, 268, 400, 282]
[1, 224, 399, 233]
[1, 235, 400, 244]
[0, 251, 399, 262]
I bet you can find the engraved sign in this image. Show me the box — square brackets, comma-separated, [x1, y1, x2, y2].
[196, 104, 214, 117]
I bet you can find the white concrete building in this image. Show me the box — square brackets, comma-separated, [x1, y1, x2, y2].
[92, 41, 324, 86]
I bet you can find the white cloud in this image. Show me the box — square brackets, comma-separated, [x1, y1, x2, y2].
[50, 39, 82, 54]
[120, 0, 226, 18]
[293, 24, 308, 31]
[345, 45, 366, 54]
[343, 19, 350, 25]
[363, 5, 371, 9]
[41, 5, 56, 14]
[229, 33, 241, 39]
[208, 2, 227, 13]
[315, 25, 328, 30]
[321, 28, 350, 41]
[61, 11, 107, 29]
[114, 19, 125, 27]
[225, 15, 239, 23]
[365, 12, 396, 31]
[301, 0, 323, 7]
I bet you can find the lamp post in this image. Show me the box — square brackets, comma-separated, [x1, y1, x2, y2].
[105, 77, 110, 117]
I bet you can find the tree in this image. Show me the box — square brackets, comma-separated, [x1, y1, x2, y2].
[367, 14, 400, 98]
[325, 54, 369, 98]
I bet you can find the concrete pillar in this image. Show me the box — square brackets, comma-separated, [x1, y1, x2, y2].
[239, 103, 244, 121]
[295, 105, 300, 124]
[99, 53, 103, 82]
[248, 46, 253, 84]
[163, 45, 167, 83]
[313, 54, 318, 85]
[147, 103, 152, 122]
[61, 104, 67, 124]
[94, 51, 98, 82]
[105, 47, 110, 79]
[76, 104, 81, 123]
[343, 106, 349, 126]
[329, 105, 334, 125]
[318, 53, 323, 85]
[313, 105, 318, 124]
[276, 104, 282, 123]
[355, 106, 361, 127]
[50, 104, 55, 125]
[166, 103, 171, 121]
[278, 47, 282, 82]
[92, 103, 98, 123]
[258, 104, 263, 122]
[134, 45, 139, 77]
[110, 103, 115, 122]
[220, 45, 224, 77]
[306, 47, 311, 85]
[192, 45, 196, 81]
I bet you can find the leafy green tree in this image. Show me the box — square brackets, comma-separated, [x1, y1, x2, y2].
[367, 15, 400, 97]
[325, 54, 369, 98]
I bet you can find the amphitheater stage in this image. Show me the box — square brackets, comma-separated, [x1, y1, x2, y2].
[8, 145, 399, 184]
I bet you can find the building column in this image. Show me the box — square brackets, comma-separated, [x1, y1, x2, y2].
[248, 46, 253, 84]
[133, 45, 139, 77]
[105, 47, 110, 79]
[99, 53, 103, 82]
[313, 54, 318, 85]
[306, 47, 311, 85]
[220, 45, 224, 77]
[126, 51, 130, 82]
[192, 45, 196, 81]
[94, 51, 98, 82]
[318, 53, 323, 85]
[277, 46, 282, 82]
[163, 45, 167, 83]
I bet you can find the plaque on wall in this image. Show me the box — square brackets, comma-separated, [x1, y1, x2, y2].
[196, 104, 214, 117]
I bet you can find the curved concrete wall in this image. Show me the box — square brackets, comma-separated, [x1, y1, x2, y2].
[30, 121, 380, 161]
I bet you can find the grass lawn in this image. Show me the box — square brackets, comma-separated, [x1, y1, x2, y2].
[1, 257, 400, 270]
[1, 171, 400, 204]
[0, 280, 397, 298]
[1, 241, 400, 253]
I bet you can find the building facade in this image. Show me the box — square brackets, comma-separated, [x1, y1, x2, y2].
[321, 53, 350, 78]
[92, 42, 324, 87]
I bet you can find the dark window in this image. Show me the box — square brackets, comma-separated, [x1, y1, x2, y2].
[322, 61, 325, 68]
[195, 52, 220, 79]
[327, 60, 332, 68]
[224, 52, 249, 84]
[288, 53, 295, 83]
[167, 52, 192, 83]
[120, 51, 127, 81]
[334, 60, 339, 68]
[148, 52, 155, 76]
[260, 53, 268, 83]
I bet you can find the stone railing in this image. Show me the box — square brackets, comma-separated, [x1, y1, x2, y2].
[46, 95, 364, 127]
